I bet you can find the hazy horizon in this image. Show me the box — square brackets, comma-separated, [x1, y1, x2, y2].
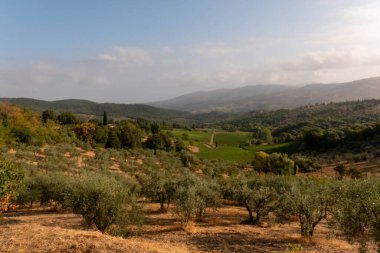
[1, 0, 380, 103]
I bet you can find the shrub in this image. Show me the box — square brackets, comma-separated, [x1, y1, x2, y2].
[11, 127, 33, 144]
[334, 164, 347, 180]
[68, 174, 138, 232]
[253, 152, 295, 175]
[20, 173, 73, 208]
[117, 121, 143, 148]
[292, 155, 321, 173]
[0, 157, 23, 215]
[41, 110, 57, 123]
[18, 171, 142, 234]
[57, 112, 79, 125]
[74, 123, 96, 144]
[145, 132, 174, 151]
[105, 129, 121, 149]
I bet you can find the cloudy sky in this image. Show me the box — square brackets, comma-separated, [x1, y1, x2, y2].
[1, 0, 380, 103]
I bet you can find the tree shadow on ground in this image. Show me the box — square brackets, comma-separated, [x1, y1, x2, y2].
[188, 232, 302, 253]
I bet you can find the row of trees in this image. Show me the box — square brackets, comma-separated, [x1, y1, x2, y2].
[11, 167, 380, 252]
[40, 109, 186, 152]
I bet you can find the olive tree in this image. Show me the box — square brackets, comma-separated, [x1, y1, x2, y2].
[68, 174, 141, 233]
[226, 174, 278, 225]
[173, 172, 221, 224]
[332, 179, 380, 252]
[139, 168, 177, 213]
[276, 179, 333, 238]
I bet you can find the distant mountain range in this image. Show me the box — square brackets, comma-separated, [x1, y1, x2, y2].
[150, 76, 380, 113]
[0, 98, 190, 121]
[2, 76, 380, 122]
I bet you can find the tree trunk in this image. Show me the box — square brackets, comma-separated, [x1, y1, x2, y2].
[253, 210, 260, 225]
[243, 204, 254, 224]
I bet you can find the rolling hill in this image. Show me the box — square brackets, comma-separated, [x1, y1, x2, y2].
[151, 76, 380, 113]
[0, 97, 191, 121]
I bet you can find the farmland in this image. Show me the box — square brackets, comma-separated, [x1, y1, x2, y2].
[172, 129, 298, 163]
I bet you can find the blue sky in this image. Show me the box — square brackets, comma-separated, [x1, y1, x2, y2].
[1, 0, 380, 103]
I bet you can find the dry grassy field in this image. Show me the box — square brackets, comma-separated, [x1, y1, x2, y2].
[1, 203, 369, 253]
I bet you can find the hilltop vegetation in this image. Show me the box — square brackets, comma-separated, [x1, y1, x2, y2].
[0, 97, 191, 121]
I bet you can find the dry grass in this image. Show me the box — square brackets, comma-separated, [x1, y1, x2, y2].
[0, 210, 189, 253]
[0, 203, 363, 253]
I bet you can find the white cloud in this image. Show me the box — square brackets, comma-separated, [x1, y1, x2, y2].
[278, 48, 380, 72]
[95, 46, 153, 65]
[192, 42, 240, 58]
[1, 1, 380, 103]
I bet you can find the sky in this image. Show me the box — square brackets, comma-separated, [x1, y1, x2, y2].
[1, 0, 380, 103]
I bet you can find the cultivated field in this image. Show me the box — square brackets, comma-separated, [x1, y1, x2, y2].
[172, 129, 298, 163]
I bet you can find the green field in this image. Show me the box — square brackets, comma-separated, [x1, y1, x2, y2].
[172, 129, 299, 163]
[246, 142, 299, 154]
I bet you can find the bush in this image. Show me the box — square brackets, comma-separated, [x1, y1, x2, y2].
[68, 174, 138, 232]
[11, 127, 33, 144]
[0, 157, 23, 215]
[18, 172, 142, 234]
[57, 112, 79, 125]
[253, 152, 295, 175]
[292, 155, 321, 173]
[17, 173, 73, 209]
[41, 110, 57, 123]
[105, 129, 121, 149]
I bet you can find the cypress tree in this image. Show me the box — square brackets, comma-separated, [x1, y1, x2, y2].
[103, 112, 108, 126]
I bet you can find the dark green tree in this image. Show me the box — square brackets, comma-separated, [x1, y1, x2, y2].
[102, 112, 108, 126]
[41, 110, 56, 123]
[150, 122, 160, 134]
[117, 121, 142, 148]
[105, 129, 121, 149]
[145, 132, 173, 151]
[57, 112, 79, 125]
[252, 125, 272, 143]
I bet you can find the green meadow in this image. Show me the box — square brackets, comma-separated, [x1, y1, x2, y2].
[171, 129, 299, 163]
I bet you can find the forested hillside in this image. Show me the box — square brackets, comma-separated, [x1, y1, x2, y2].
[0, 97, 190, 121]
[219, 99, 380, 138]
